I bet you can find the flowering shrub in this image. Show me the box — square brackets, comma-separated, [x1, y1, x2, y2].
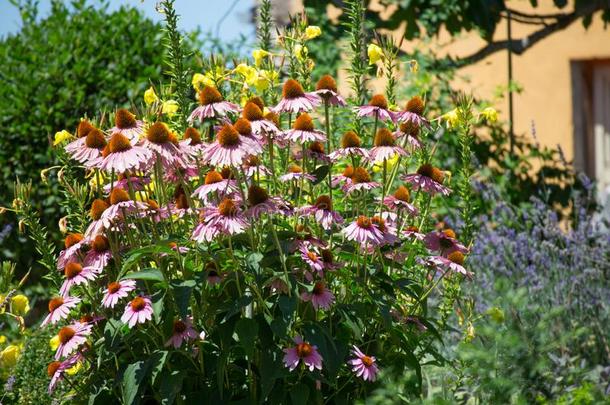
[7, 1, 490, 403]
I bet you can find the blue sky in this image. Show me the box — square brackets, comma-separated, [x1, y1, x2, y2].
[0, 0, 254, 41]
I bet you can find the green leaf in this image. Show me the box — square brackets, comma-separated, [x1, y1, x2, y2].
[171, 280, 196, 319]
[235, 318, 259, 358]
[159, 370, 184, 405]
[311, 165, 329, 185]
[289, 383, 310, 405]
[148, 350, 169, 385]
[122, 268, 165, 283]
[122, 360, 149, 405]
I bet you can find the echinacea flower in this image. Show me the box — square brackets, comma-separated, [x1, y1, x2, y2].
[100, 187, 147, 225]
[311, 75, 346, 107]
[47, 352, 82, 394]
[99, 132, 153, 174]
[279, 164, 316, 182]
[192, 198, 249, 242]
[64, 120, 95, 155]
[191, 169, 238, 203]
[245, 185, 292, 218]
[110, 108, 145, 142]
[342, 216, 384, 247]
[203, 123, 259, 167]
[298, 195, 343, 230]
[84, 235, 112, 272]
[101, 279, 137, 308]
[371, 215, 398, 246]
[121, 296, 153, 327]
[68, 127, 107, 168]
[233, 117, 264, 154]
[356, 94, 395, 122]
[301, 281, 335, 310]
[242, 155, 271, 178]
[54, 322, 92, 360]
[273, 79, 320, 114]
[165, 317, 199, 349]
[300, 246, 325, 273]
[328, 131, 369, 161]
[42, 296, 81, 326]
[57, 233, 85, 270]
[102, 173, 151, 194]
[241, 100, 279, 140]
[349, 346, 379, 382]
[331, 165, 354, 187]
[283, 335, 323, 372]
[188, 86, 239, 122]
[142, 121, 183, 167]
[369, 128, 408, 164]
[404, 225, 425, 241]
[395, 121, 422, 149]
[281, 113, 327, 144]
[424, 229, 468, 256]
[426, 251, 473, 278]
[320, 249, 341, 272]
[402, 164, 451, 196]
[395, 96, 429, 128]
[382, 185, 418, 216]
[180, 127, 207, 159]
[59, 262, 97, 297]
[205, 262, 223, 285]
[343, 167, 380, 194]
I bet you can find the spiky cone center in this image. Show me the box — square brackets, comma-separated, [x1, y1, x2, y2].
[243, 102, 264, 121]
[369, 94, 388, 109]
[90, 199, 109, 220]
[406, 225, 419, 233]
[168, 132, 180, 146]
[234, 118, 252, 136]
[147, 199, 160, 210]
[352, 167, 371, 184]
[372, 216, 386, 232]
[312, 281, 326, 296]
[218, 198, 238, 216]
[305, 250, 319, 263]
[393, 186, 410, 202]
[85, 128, 107, 149]
[315, 195, 332, 210]
[342, 166, 354, 178]
[247, 185, 269, 206]
[282, 79, 305, 99]
[447, 251, 465, 265]
[221, 167, 234, 180]
[65, 233, 83, 249]
[248, 96, 265, 111]
[417, 164, 444, 183]
[374, 128, 395, 147]
[265, 111, 280, 127]
[443, 229, 456, 239]
[47, 361, 61, 377]
[168, 242, 178, 250]
[147, 122, 171, 144]
[80, 314, 94, 323]
[77, 120, 95, 138]
[293, 113, 314, 132]
[405, 96, 425, 115]
[356, 215, 372, 229]
[184, 127, 202, 145]
[316, 74, 337, 93]
[107, 282, 121, 294]
[217, 124, 240, 147]
[110, 188, 130, 205]
[130, 296, 146, 311]
[361, 356, 374, 367]
[204, 170, 223, 185]
[115, 108, 137, 129]
[92, 235, 109, 252]
[65, 262, 83, 280]
[48, 297, 65, 312]
[309, 142, 325, 154]
[296, 342, 313, 358]
[173, 320, 187, 333]
[288, 164, 303, 174]
[205, 261, 218, 272]
[245, 155, 261, 166]
[102, 145, 110, 158]
[58, 326, 75, 344]
[198, 86, 223, 105]
[341, 131, 361, 148]
[108, 133, 132, 153]
[399, 121, 419, 136]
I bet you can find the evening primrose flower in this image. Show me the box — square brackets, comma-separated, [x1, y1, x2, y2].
[305, 25, 321, 39]
[11, 294, 30, 315]
[480, 107, 498, 123]
[144, 86, 159, 105]
[192, 72, 215, 91]
[234, 63, 258, 83]
[252, 49, 270, 67]
[442, 108, 459, 129]
[53, 130, 73, 146]
[49, 335, 60, 350]
[367, 43, 384, 65]
[0, 344, 20, 368]
[294, 44, 308, 61]
[162, 100, 179, 117]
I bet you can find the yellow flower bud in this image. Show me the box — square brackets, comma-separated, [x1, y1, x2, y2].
[480, 107, 498, 123]
[0, 345, 20, 368]
[367, 44, 384, 65]
[162, 100, 179, 117]
[252, 49, 270, 67]
[304, 25, 322, 40]
[144, 86, 159, 105]
[465, 321, 475, 342]
[11, 295, 29, 316]
[49, 335, 60, 350]
[58, 216, 68, 234]
[18, 219, 26, 234]
[53, 130, 72, 146]
[409, 59, 419, 73]
[294, 44, 308, 62]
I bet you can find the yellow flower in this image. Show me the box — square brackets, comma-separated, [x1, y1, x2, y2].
[252, 49, 270, 67]
[66, 361, 82, 375]
[372, 153, 400, 173]
[162, 100, 179, 117]
[144, 86, 159, 105]
[11, 295, 29, 316]
[0, 294, 4, 314]
[480, 107, 498, 123]
[409, 59, 419, 73]
[294, 44, 308, 62]
[234, 63, 258, 83]
[0, 335, 6, 345]
[53, 130, 72, 146]
[367, 44, 384, 65]
[442, 108, 459, 129]
[304, 25, 322, 40]
[0, 345, 20, 368]
[192, 73, 215, 91]
[465, 322, 476, 342]
[49, 335, 60, 351]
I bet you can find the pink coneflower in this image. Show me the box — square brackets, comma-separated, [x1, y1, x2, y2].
[165, 317, 199, 349]
[301, 281, 335, 310]
[84, 235, 112, 272]
[320, 249, 341, 272]
[142, 122, 183, 167]
[283, 335, 323, 372]
[57, 233, 86, 270]
[47, 352, 83, 394]
[98, 132, 152, 174]
[395, 121, 422, 149]
[343, 167, 380, 195]
[281, 113, 326, 144]
[300, 246, 325, 273]
[427, 251, 473, 278]
[382, 186, 418, 216]
[404, 225, 425, 241]
[84, 199, 110, 240]
[402, 164, 451, 196]
[121, 296, 153, 327]
[41, 296, 81, 326]
[328, 131, 369, 161]
[394, 96, 429, 128]
[298, 195, 343, 230]
[168, 241, 189, 255]
[188, 86, 240, 123]
[245, 185, 292, 218]
[424, 229, 468, 256]
[243, 155, 271, 178]
[274, 79, 321, 114]
[331, 165, 354, 187]
[64, 120, 95, 154]
[192, 198, 249, 242]
[279, 164, 316, 182]
[369, 128, 408, 164]
[356, 94, 395, 122]
[205, 262, 223, 285]
[191, 169, 238, 203]
[69, 127, 107, 167]
[54, 322, 92, 360]
[103, 173, 151, 194]
[342, 216, 384, 247]
[110, 109, 145, 142]
[372, 215, 398, 246]
[101, 188, 147, 225]
[311, 75, 346, 107]
[349, 346, 379, 382]
[180, 127, 207, 159]
[60, 262, 97, 297]
[242, 100, 279, 139]
[102, 279, 137, 308]
[293, 142, 330, 163]
[142, 199, 172, 223]
[203, 123, 259, 167]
